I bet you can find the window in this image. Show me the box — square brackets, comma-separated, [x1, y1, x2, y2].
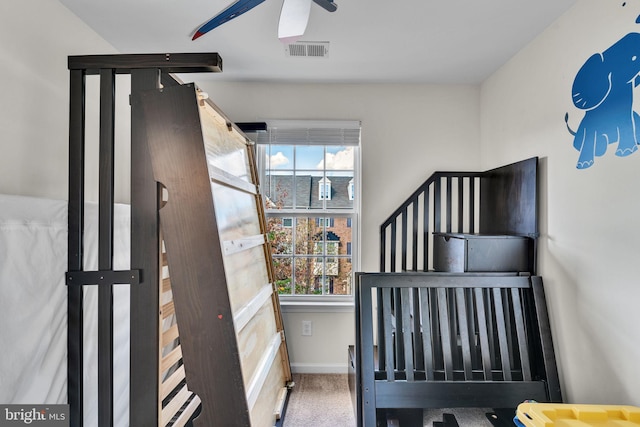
[348, 178, 355, 201]
[316, 217, 335, 227]
[257, 120, 360, 299]
[319, 177, 332, 200]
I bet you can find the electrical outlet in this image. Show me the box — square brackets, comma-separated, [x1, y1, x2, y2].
[302, 320, 312, 336]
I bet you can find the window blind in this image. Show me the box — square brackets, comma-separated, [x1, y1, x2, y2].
[255, 120, 361, 146]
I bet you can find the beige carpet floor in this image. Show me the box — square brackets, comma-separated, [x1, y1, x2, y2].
[282, 374, 356, 427]
[281, 374, 510, 426]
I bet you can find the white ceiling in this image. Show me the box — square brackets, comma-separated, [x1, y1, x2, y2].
[58, 0, 577, 84]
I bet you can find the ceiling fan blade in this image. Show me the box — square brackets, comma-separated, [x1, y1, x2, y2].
[278, 0, 313, 43]
[192, 0, 266, 40]
[312, 0, 337, 13]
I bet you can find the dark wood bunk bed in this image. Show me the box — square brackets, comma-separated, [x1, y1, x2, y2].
[352, 158, 562, 426]
[66, 54, 291, 427]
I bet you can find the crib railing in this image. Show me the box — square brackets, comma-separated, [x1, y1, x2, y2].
[380, 158, 539, 274]
[380, 172, 482, 273]
[354, 272, 562, 426]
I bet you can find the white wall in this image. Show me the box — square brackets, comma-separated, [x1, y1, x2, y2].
[481, 0, 640, 405]
[198, 81, 481, 371]
[0, 0, 129, 202]
[0, 1, 482, 376]
[9, 0, 636, 403]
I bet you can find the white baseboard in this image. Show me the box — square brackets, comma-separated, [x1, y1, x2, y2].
[290, 362, 348, 374]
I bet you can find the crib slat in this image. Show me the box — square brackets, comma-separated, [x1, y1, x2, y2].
[380, 222, 387, 272]
[419, 288, 435, 380]
[161, 345, 183, 374]
[511, 288, 532, 381]
[382, 288, 395, 381]
[412, 288, 424, 372]
[162, 324, 180, 348]
[504, 293, 516, 369]
[376, 288, 386, 372]
[390, 221, 397, 272]
[401, 288, 414, 381]
[434, 179, 442, 234]
[161, 301, 175, 319]
[401, 206, 408, 271]
[474, 288, 493, 380]
[466, 288, 480, 371]
[493, 288, 512, 381]
[162, 277, 171, 294]
[430, 288, 442, 372]
[170, 394, 201, 427]
[394, 288, 405, 371]
[469, 177, 476, 232]
[161, 384, 191, 426]
[448, 288, 461, 371]
[457, 177, 464, 232]
[486, 290, 497, 375]
[412, 197, 419, 271]
[445, 176, 452, 233]
[161, 365, 186, 400]
[437, 288, 454, 380]
[455, 288, 473, 380]
[422, 186, 430, 271]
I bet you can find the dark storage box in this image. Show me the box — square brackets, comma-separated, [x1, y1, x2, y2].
[433, 232, 530, 272]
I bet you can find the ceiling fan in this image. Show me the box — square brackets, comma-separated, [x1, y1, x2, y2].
[192, 0, 337, 43]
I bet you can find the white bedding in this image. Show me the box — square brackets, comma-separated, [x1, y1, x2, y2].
[0, 193, 131, 427]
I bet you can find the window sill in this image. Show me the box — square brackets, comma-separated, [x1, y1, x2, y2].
[278, 297, 354, 313]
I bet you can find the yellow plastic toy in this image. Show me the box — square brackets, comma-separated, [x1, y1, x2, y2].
[515, 402, 640, 427]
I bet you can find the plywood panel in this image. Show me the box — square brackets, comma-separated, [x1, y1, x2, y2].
[223, 246, 271, 313]
[250, 356, 286, 427]
[211, 183, 262, 241]
[200, 98, 253, 182]
[237, 300, 278, 388]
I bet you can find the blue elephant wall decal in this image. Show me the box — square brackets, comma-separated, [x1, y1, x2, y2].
[566, 32, 640, 169]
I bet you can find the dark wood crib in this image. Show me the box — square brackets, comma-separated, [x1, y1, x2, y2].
[352, 272, 561, 426]
[350, 157, 560, 426]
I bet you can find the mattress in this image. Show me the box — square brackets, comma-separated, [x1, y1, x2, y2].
[0, 193, 131, 427]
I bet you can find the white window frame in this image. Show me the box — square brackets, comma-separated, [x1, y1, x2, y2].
[255, 120, 361, 304]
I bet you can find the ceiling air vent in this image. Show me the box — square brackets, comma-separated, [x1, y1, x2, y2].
[285, 41, 330, 58]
